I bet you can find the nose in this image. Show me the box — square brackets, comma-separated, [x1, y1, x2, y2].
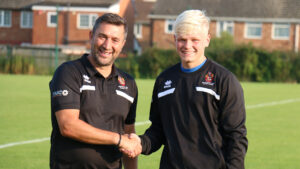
[102, 38, 112, 49]
[183, 40, 192, 49]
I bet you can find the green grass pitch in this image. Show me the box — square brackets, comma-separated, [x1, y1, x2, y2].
[0, 74, 300, 169]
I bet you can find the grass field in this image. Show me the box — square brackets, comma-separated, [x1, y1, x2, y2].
[0, 74, 300, 169]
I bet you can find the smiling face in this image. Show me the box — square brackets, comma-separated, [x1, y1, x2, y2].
[90, 22, 126, 67]
[175, 26, 210, 69]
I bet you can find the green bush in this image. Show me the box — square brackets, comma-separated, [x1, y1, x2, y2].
[0, 55, 35, 74]
[138, 48, 180, 78]
[116, 48, 180, 78]
[289, 52, 300, 83]
[115, 53, 140, 78]
[205, 33, 299, 83]
[2, 37, 300, 83]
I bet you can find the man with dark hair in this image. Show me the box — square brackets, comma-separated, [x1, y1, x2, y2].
[49, 13, 141, 169]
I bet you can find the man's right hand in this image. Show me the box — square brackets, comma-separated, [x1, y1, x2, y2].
[119, 134, 142, 158]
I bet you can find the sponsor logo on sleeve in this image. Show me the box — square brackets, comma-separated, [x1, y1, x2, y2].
[202, 72, 215, 86]
[52, 90, 69, 97]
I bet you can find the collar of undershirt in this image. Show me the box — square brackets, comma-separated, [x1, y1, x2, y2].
[181, 59, 207, 73]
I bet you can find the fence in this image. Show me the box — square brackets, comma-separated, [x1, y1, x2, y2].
[0, 45, 85, 75]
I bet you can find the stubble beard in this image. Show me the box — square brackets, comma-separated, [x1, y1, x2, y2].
[91, 46, 116, 67]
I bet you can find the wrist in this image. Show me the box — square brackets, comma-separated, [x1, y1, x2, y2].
[116, 133, 122, 147]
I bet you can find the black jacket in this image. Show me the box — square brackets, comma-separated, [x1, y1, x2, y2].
[140, 59, 248, 169]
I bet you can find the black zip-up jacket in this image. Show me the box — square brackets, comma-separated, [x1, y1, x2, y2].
[140, 59, 248, 169]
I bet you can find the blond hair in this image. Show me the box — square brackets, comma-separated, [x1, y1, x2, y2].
[174, 10, 210, 36]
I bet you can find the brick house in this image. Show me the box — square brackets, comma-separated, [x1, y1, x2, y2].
[148, 0, 300, 52]
[133, 0, 156, 54]
[0, 0, 135, 53]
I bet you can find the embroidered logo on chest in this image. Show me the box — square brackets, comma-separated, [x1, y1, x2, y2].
[118, 76, 128, 90]
[83, 74, 91, 83]
[164, 80, 172, 88]
[202, 72, 215, 86]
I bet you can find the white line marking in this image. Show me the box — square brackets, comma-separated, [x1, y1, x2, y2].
[0, 137, 50, 149]
[136, 121, 151, 126]
[1, 98, 299, 149]
[246, 98, 300, 109]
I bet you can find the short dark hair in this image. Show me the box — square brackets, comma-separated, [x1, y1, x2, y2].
[92, 13, 128, 39]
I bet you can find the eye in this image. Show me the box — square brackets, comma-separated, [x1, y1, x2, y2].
[97, 34, 106, 40]
[177, 38, 186, 42]
[192, 39, 200, 42]
[112, 38, 120, 43]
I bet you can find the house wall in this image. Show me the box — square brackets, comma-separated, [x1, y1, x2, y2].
[120, 0, 135, 53]
[32, 10, 106, 47]
[295, 24, 300, 52]
[31, 0, 135, 52]
[32, 10, 65, 45]
[136, 23, 151, 50]
[209, 21, 217, 37]
[0, 11, 32, 45]
[66, 11, 105, 46]
[151, 19, 175, 49]
[151, 19, 300, 52]
[234, 22, 295, 51]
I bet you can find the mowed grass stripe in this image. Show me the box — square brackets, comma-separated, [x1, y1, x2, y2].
[0, 121, 152, 149]
[1, 97, 299, 149]
[1, 74, 300, 169]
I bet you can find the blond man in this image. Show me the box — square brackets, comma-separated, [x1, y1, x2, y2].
[128, 10, 248, 169]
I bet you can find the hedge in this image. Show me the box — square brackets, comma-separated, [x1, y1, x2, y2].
[116, 33, 300, 82]
[1, 33, 300, 82]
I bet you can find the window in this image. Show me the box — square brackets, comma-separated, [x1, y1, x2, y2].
[165, 19, 175, 34]
[47, 12, 57, 27]
[272, 23, 290, 40]
[217, 21, 234, 37]
[134, 23, 142, 39]
[78, 14, 98, 29]
[0, 10, 11, 27]
[245, 22, 262, 39]
[21, 11, 33, 28]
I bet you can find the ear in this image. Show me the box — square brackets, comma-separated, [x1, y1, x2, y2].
[89, 31, 93, 41]
[173, 35, 177, 42]
[205, 33, 211, 47]
[121, 39, 126, 48]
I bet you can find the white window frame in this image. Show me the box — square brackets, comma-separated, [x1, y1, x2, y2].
[47, 12, 57, 27]
[165, 19, 175, 34]
[216, 21, 234, 37]
[77, 13, 98, 29]
[272, 23, 290, 40]
[134, 23, 142, 39]
[21, 11, 33, 28]
[0, 10, 12, 27]
[245, 22, 262, 39]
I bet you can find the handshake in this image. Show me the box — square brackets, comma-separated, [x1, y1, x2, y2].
[118, 133, 142, 158]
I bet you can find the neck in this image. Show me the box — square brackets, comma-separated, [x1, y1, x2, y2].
[182, 55, 207, 69]
[87, 54, 112, 78]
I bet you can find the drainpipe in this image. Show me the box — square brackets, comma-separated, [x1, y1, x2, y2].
[55, 5, 59, 69]
[295, 24, 299, 53]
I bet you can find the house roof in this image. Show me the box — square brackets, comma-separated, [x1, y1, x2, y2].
[135, 0, 156, 23]
[0, 0, 118, 9]
[150, 0, 300, 22]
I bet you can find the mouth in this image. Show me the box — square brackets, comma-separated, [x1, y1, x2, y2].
[98, 48, 113, 57]
[181, 50, 194, 55]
